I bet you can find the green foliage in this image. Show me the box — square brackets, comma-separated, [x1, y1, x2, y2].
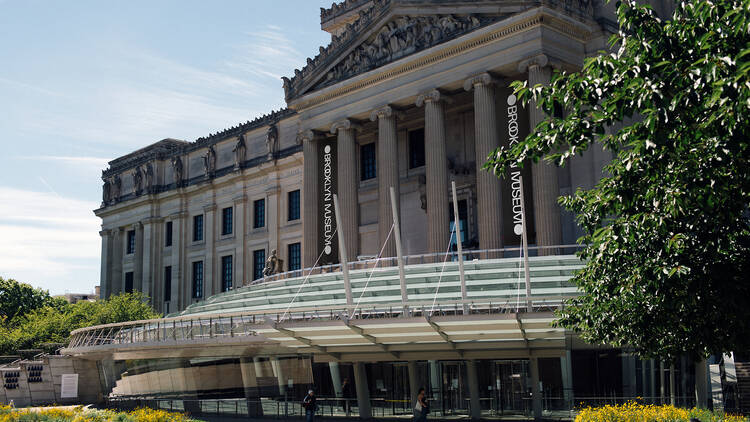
[0, 277, 64, 324]
[485, 0, 750, 360]
[0, 283, 160, 355]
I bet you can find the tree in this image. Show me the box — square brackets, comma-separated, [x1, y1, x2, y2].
[485, 0, 750, 360]
[0, 292, 160, 355]
[0, 277, 65, 323]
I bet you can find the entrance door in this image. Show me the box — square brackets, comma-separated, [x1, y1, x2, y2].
[494, 360, 530, 415]
[441, 362, 468, 415]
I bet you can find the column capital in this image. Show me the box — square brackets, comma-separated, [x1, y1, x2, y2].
[296, 129, 318, 145]
[369, 105, 404, 122]
[517, 54, 550, 73]
[463, 72, 496, 91]
[99, 229, 111, 237]
[233, 194, 247, 204]
[329, 119, 361, 134]
[142, 216, 163, 225]
[203, 203, 217, 213]
[415, 89, 453, 107]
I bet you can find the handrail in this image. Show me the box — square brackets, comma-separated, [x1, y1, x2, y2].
[243, 244, 583, 288]
[64, 296, 575, 350]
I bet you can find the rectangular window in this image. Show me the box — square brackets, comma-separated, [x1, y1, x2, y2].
[253, 199, 265, 229]
[124, 271, 134, 293]
[126, 230, 136, 254]
[221, 207, 233, 236]
[253, 249, 266, 280]
[288, 190, 300, 221]
[449, 199, 469, 245]
[409, 128, 426, 169]
[360, 143, 376, 181]
[193, 214, 203, 242]
[164, 266, 172, 302]
[221, 255, 233, 292]
[165, 221, 173, 247]
[288, 243, 301, 271]
[192, 261, 203, 298]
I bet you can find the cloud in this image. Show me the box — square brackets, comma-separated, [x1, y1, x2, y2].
[0, 187, 100, 293]
[19, 155, 111, 170]
[226, 25, 306, 82]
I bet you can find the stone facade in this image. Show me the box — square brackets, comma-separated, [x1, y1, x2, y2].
[98, 0, 675, 312]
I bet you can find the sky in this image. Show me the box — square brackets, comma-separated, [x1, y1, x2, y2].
[0, 0, 333, 295]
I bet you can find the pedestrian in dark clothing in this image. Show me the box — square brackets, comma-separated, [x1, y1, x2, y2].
[342, 377, 353, 414]
[303, 389, 317, 422]
[414, 387, 429, 422]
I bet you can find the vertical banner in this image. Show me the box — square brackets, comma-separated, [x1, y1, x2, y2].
[497, 85, 536, 246]
[318, 137, 339, 265]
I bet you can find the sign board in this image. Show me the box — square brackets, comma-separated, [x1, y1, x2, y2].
[317, 137, 339, 265]
[496, 85, 536, 246]
[60, 373, 79, 398]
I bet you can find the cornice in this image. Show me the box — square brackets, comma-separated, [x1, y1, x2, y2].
[290, 8, 592, 111]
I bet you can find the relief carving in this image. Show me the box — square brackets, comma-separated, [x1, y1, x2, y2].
[102, 177, 111, 205]
[321, 15, 481, 88]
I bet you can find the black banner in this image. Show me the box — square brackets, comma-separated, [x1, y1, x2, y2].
[496, 85, 536, 246]
[317, 137, 339, 265]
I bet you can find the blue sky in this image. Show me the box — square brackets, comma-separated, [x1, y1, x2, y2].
[0, 0, 333, 294]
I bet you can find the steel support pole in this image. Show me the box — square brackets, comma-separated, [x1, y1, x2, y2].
[390, 187, 409, 314]
[333, 194, 354, 314]
[520, 177, 533, 312]
[451, 181, 468, 314]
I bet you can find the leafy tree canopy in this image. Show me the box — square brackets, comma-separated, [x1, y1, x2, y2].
[0, 277, 65, 323]
[485, 0, 750, 360]
[0, 287, 160, 355]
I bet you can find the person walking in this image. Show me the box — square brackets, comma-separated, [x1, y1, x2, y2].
[303, 389, 318, 422]
[414, 387, 429, 422]
[341, 377, 353, 415]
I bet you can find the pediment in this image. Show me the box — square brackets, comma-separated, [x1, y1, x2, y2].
[283, 0, 508, 102]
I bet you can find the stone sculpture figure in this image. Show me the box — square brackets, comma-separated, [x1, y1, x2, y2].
[145, 163, 154, 193]
[112, 175, 121, 202]
[266, 125, 278, 159]
[172, 156, 183, 187]
[102, 178, 111, 204]
[233, 134, 246, 169]
[203, 145, 216, 177]
[133, 166, 143, 196]
[263, 249, 285, 276]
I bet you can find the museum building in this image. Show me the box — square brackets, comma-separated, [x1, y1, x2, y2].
[51, 0, 748, 419]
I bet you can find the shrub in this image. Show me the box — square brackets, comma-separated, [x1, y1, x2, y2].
[0, 405, 202, 422]
[575, 402, 748, 422]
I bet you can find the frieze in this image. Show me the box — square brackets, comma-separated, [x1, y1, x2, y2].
[321, 0, 372, 22]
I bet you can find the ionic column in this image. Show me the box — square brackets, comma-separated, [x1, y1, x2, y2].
[416, 90, 450, 255]
[521, 55, 562, 254]
[99, 230, 112, 299]
[370, 106, 400, 258]
[464, 73, 503, 252]
[331, 119, 360, 260]
[301, 131, 320, 267]
[171, 211, 184, 310]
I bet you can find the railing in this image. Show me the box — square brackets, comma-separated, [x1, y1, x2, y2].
[241, 244, 583, 288]
[65, 295, 575, 350]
